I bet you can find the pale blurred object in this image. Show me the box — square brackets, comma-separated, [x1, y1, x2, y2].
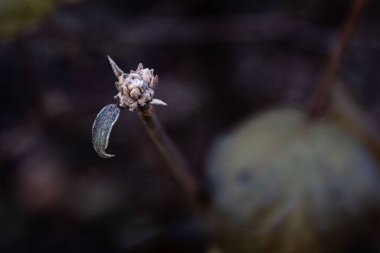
[207, 109, 380, 253]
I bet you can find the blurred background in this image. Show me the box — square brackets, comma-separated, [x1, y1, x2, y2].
[1, 0, 380, 252]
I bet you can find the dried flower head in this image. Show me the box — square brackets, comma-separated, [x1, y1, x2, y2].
[108, 56, 166, 111]
[91, 56, 167, 158]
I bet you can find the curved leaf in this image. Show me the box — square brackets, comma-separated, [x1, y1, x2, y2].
[92, 104, 121, 158]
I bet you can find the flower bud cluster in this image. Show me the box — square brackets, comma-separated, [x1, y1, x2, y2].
[108, 57, 166, 111]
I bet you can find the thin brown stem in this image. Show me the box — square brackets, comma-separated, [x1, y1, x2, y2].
[136, 106, 200, 206]
[308, 0, 369, 118]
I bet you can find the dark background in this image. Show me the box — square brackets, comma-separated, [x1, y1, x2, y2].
[1, 0, 380, 252]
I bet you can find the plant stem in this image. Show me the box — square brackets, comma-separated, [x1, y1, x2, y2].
[308, 0, 369, 118]
[136, 106, 200, 205]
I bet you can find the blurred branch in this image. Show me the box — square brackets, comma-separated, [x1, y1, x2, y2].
[308, 0, 369, 118]
[108, 12, 325, 46]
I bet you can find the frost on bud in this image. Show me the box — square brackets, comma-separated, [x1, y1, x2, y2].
[107, 57, 166, 111]
[92, 104, 120, 158]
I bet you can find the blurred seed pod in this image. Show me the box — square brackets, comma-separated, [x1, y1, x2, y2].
[0, 0, 58, 41]
[207, 109, 380, 253]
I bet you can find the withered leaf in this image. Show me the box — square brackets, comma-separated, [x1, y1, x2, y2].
[92, 104, 121, 158]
